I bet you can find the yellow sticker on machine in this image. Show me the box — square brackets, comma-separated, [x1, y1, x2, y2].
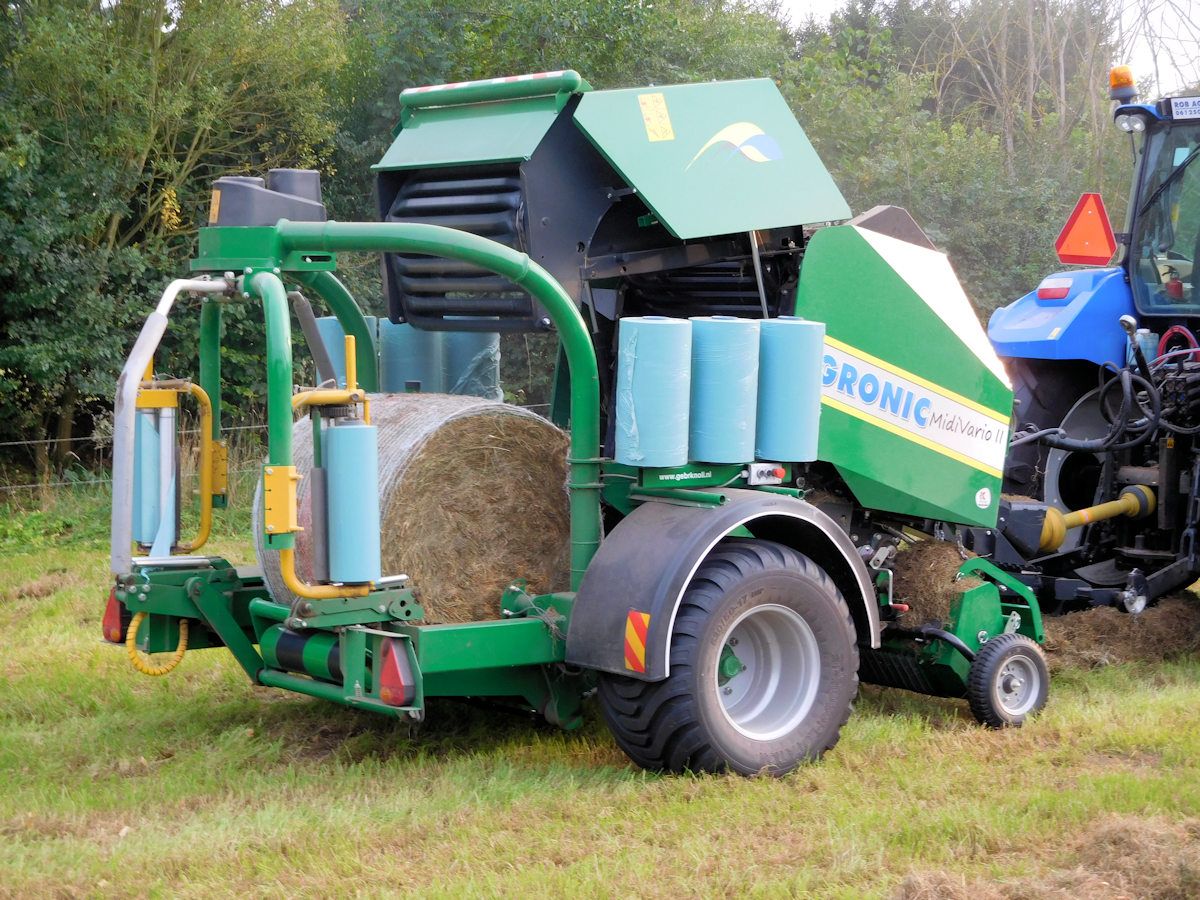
[208, 189, 222, 225]
[638, 92, 675, 142]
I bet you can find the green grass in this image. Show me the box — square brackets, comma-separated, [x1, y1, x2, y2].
[3, 493, 1200, 897]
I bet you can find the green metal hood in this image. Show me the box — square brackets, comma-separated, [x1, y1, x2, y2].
[795, 219, 1013, 528]
[374, 95, 562, 171]
[374, 71, 593, 172]
[571, 79, 850, 240]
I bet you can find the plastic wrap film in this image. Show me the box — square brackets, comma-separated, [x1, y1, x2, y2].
[756, 316, 825, 462]
[132, 410, 160, 545]
[379, 320, 445, 393]
[444, 331, 502, 400]
[322, 421, 383, 583]
[315, 315, 378, 387]
[689, 316, 760, 463]
[147, 405, 178, 556]
[615, 316, 692, 467]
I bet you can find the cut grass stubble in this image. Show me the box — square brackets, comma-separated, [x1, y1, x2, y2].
[2, 510, 1200, 895]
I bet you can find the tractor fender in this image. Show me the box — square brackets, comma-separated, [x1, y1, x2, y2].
[987, 267, 1132, 366]
[565, 488, 881, 681]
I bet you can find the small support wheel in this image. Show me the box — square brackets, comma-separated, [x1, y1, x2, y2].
[967, 632, 1048, 727]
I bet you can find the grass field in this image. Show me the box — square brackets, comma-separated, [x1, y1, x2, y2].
[3, 488, 1200, 897]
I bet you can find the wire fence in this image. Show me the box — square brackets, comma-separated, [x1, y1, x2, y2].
[0, 423, 268, 449]
[0, 423, 269, 494]
[0, 403, 554, 495]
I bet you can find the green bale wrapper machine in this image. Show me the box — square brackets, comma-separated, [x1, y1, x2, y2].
[105, 70, 1056, 776]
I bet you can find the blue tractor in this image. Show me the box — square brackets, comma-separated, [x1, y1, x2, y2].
[984, 66, 1200, 613]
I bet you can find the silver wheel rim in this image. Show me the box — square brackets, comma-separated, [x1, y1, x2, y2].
[994, 653, 1040, 716]
[715, 604, 820, 741]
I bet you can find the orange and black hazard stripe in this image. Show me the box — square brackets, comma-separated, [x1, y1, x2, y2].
[624, 610, 651, 673]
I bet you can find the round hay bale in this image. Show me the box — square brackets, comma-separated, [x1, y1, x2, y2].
[255, 394, 570, 623]
[890, 540, 979, 625]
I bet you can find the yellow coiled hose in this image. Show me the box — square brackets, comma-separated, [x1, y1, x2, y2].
[126, 611, 188, 676]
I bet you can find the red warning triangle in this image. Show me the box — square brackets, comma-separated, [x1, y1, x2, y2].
[1055, 193, 1117, 266]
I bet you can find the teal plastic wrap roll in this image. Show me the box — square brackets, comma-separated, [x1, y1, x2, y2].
[756, 316, 825, 462]
[316, 316, 377, 387]
[380, 320, 445, 393]
[322, 421, 382, 583]
[615, 316, 692, 467]
[689, 316, 760, 463]
[444, 331, 501, 400]
[132, 410, 160, 545]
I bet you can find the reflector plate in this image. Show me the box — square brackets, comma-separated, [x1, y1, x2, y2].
[1055, 193, 1116, 266]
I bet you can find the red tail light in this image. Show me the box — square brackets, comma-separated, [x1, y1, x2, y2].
[102, 587, 129, 644]
[1037, 277, 1073, 300]
[377, 638, 416, 707]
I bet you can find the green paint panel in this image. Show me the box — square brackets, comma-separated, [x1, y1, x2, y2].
[639, 462, 745, 489]
[824, 434, 999, 526]
[795, 225, 1012, 527]
[572, 79, 850, 240]
[797, 227, 1011, 414]
[407, 618, 565, 673]
[374, 96, 561, 171]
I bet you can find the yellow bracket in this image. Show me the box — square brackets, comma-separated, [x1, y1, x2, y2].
[136, 389, 178, 409]
[211, 440, 229, 495]
[262, 464, 302, 536]
[292, 388, 364, 412]
[290, 334, 372, 423]
[279, 547, 371, 599]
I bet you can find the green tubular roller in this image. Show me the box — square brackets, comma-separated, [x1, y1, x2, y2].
[260, 625, 342, 683]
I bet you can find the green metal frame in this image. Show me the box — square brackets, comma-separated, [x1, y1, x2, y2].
[117, 218, 604, 728]
[876, 557, 1046, 697]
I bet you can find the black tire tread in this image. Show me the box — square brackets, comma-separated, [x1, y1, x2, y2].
[597, 540, 858, 775]
[966, 632, 1049, 728]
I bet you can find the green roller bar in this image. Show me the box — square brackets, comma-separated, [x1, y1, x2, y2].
[260, 625, 342, 683]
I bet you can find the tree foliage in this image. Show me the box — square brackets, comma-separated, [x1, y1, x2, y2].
[0, 0, 1186, 474]
[0, 0, 344, 475]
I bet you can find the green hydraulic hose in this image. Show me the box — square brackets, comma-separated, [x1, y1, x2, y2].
[296, 270, 379, 392]
[248, 272, 298, 553]
[249, 272, 293, 467]
[276, 220, 601, 588]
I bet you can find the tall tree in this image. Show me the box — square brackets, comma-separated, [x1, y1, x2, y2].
[0, 0, 345, 478]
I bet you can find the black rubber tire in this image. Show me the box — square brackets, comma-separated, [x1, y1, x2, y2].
[597, 539, 859, 776]
[966, 632, 1050, 728]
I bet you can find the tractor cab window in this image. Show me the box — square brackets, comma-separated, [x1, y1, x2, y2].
[1132, 122, 1200, 312]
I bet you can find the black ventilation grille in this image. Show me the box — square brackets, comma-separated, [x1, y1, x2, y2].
[624, 260, 794, 318]
[382, 167, 541, 331]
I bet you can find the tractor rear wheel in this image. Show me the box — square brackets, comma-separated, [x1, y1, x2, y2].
[597, 540, 858, 776]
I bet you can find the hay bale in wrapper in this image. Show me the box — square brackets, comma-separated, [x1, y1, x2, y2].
[255, 394, 570, 623]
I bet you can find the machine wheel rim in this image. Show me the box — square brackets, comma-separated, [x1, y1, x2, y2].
[994, 652, 1041, 716]
[715, 603, 820, 741]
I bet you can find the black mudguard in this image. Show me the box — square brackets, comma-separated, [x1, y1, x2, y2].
[565, 488, 881, 681]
